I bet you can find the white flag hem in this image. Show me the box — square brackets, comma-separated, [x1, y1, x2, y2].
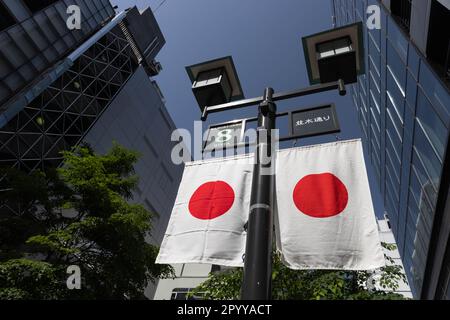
[183, 153, 254, 168]
[277, 248, 386, 271]
[275, 138, 364, 154]
[159, 229, 246, 238]
[280, 259, 386, 271]
[155, 256, 244, 267]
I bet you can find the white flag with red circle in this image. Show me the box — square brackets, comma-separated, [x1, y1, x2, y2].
[275, 139, 385, 270]
[155, 154, 253, 267]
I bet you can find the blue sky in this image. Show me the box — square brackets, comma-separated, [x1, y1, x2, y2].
[111, 0, 385, 219]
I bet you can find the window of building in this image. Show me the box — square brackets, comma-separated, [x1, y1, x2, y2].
[426, 0, 450, 83]
[0, 3, 15, 31]
[418, 62, 450, 123]
[387, 41, 407, 95]
[359, 74, 367, 97]
[151, 80, 166, 103]
[385, 126, 401, 164]
[333, 0, 340, 23]
[22, 0, 59, 14]
[161, 163, 174, 183]
[371, 131, 381, 157]
[352, 93, 359, 110]
[412, 131, 442, 205]
[340, 6, 346, 24]
[386, 79, 405, 129]
[368, 21, 381, 47]
[369, 55, 381, 82]
[144, 198, 160, 220]
[360, 92, 368, 114]
[411, 151, 438, 206]
[356, 0, 364, 21]
[144, 135, 159, 158]
[404, 233, 426, 277]
[372, 156, 381, 185]
[406, 71, 418, 110]
[370, 89, 381, 114]
[385, 156, 400, 195]
[359, 105, 368, 127]
[158, 107, 173, 131]
[387, 16, 409, 63]
[369, 29, 381, 53]
[409, 168, 423, 208]
[370, 108, 381, 135]
[418, 196, 434, 238]
[407, 44, 420, 80]
[385, 187, 399, 218]
[386, 101, 403, 146]
[386, 148, 400, 183]
[359, 115, 368, 141]
[416, 89, 447, 162]
[390, 0, 412, 32]
[170, 288, 204, 300]
[369, 71, 381, 97]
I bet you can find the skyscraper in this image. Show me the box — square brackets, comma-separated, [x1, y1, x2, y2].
[331, 0, 450, 299]
[0, 0, 183, 299]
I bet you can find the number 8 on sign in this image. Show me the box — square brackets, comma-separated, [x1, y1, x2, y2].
[216, 129, 233, 143]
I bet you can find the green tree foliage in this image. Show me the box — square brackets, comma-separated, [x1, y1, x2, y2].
[0, 259, 63, 300]
[0, 143, 172, 299]
[193, 244, 408, 300]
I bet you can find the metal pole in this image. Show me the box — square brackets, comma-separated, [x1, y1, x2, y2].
[241, 88, 276, 300]
[201, 80, 344, 119]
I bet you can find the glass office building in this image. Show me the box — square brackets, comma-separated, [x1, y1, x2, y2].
[0, 1, 165, 172]
[331, 0, 450, 298]
[0, 0, 183, 299]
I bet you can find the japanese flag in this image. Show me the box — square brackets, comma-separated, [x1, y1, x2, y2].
[275, 139, 385, 270]
[155, 154, 253, 267]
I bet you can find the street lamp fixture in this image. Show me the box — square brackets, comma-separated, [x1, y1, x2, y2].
[302, 22, 365, 85]
[185, 56, 244, 113]
[185, 23, 363, 300]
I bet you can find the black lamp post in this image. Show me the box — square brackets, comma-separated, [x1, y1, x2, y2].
[185, 22, 364, 300]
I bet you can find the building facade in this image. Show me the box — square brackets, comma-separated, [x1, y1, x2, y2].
[153, 263, 212, 300]
[0, 0, 183, 299]
[331, 0, 450, 298]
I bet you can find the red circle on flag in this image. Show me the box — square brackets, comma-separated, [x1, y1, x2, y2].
[188, 181, 235, 220]
[293, 173, 348, 218]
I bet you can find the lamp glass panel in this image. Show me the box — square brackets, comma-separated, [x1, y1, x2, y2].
[194, 69, 222, 87]
[335, 46, 352, 54]
[319, 50, 336, 58]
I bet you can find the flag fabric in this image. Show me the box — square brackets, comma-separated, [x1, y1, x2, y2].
[275, 139, 385, 270]
[155, 154, 253, 267]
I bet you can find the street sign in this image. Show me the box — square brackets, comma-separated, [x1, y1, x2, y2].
[288, 104, 340, 139]
[203, 120, 245, 152]
[203, 104, 340, 152]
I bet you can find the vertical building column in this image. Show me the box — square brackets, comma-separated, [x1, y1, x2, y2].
[381, 0, 391, 11]
[410, 0, 432, 56]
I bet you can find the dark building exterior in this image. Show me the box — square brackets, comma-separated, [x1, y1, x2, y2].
[0, 0, 183, 299]
[0, 1, 166, 172]
[331, 0, 450, 299]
